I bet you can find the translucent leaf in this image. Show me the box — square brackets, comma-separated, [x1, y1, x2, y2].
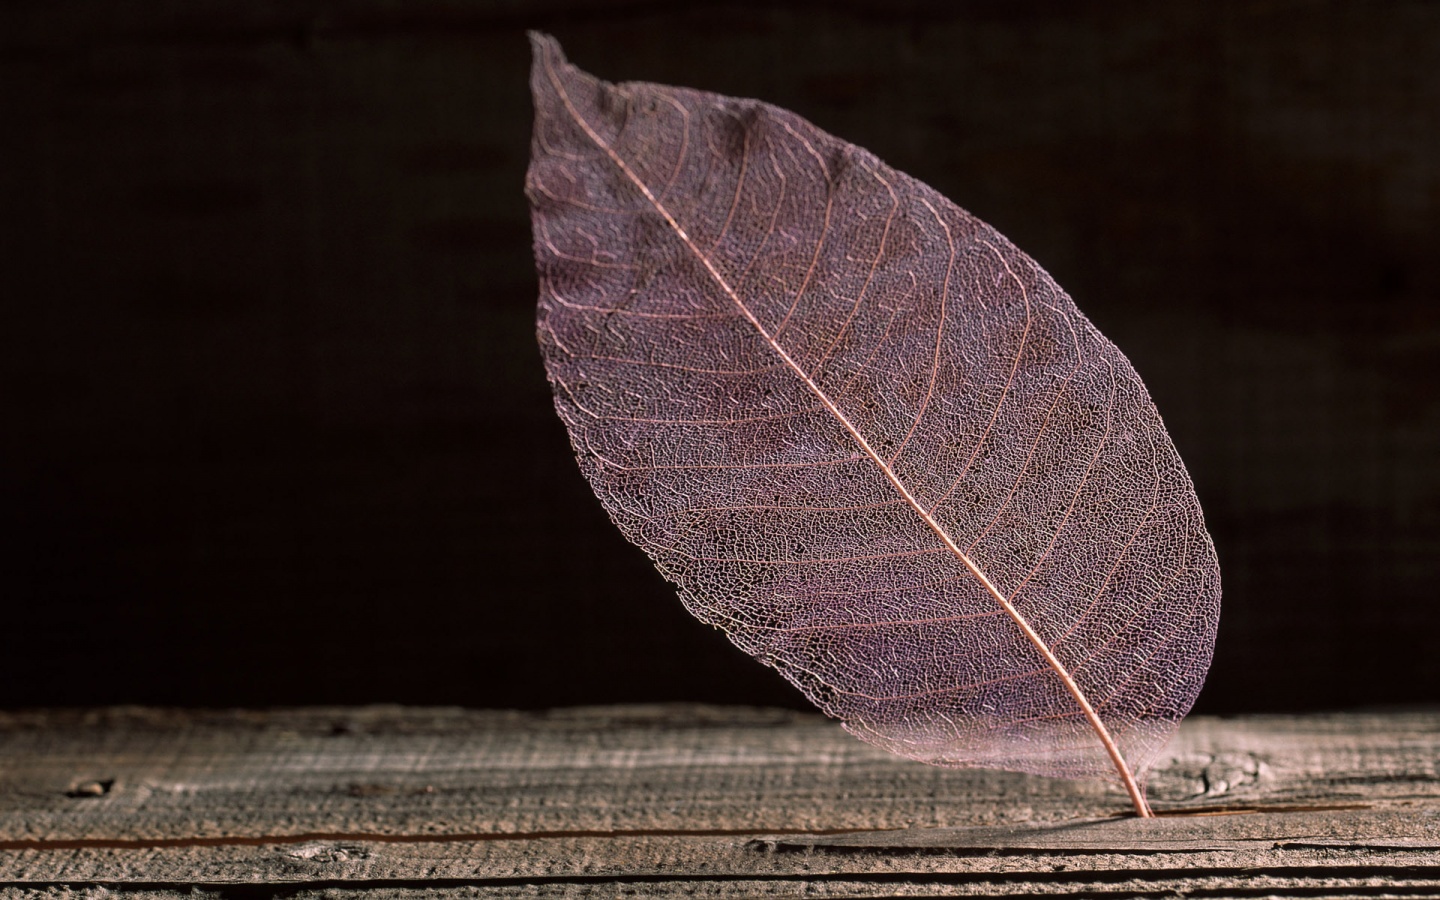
[525, 33, 1221, 816]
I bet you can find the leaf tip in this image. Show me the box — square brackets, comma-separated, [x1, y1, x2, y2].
[527, 31, 566, 70]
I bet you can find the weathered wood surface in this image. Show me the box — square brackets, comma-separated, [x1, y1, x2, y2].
[0, 706, 1437, 897]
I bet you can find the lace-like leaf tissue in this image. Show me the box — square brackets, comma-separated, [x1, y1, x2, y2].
[525, 33, 1220, 817]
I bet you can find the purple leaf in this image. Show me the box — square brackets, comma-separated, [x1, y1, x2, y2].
[525, 33, 1220, 817]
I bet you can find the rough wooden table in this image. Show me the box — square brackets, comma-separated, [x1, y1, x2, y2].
[0, 706, 1436, 897]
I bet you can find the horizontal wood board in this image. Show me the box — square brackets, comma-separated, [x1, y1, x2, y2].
[0, 705, 1437, 897]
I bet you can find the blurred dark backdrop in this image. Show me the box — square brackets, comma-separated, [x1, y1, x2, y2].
[2, 1, 1436, 712]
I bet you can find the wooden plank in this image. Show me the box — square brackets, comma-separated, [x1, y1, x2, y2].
[0, 706, 1437, 897]
[3, 840, 1440, 898]
[1, 706, 1435, 839]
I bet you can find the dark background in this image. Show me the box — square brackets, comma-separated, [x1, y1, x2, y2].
[2, 1, 1436, 713]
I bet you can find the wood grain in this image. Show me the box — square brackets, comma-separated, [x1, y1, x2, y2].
[0, 706, 1436, 896]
